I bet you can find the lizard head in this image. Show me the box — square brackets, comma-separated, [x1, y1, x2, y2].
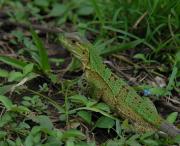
[59, 34, 90, 67]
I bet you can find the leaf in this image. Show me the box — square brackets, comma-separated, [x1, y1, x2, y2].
[73, 107, 116, 120]
[166, 112, 178, 124]
[115, 120, 122, 136]
[49, 3, 67, 16]
[0, 113, 12, 128]
[121, 119, 131, 130]
[8, 71, 23, 82]
[30, 126, 43, 135]
[11, 105, 30, 114]
[62, 129, 86, 140]
[0, 69, 9, 77]
[11, 30, 24, 43]
[34, 0, 50, 7]
[66, 139, 75, 146]
[105, 140, 122, 146]
[69, 95, 88, 105]
[0, 95, 13, 110]
[139, 132, 155, 140]
[126, 140, 141, 146]
[24, 134, 34, 146]
[0, 84, 15, 95]
[93, 103, 110, 113]
[15, 137, 23, 146]
[77, 6, 94, 16]
[23, 63, 34, 75]
[0, 131, 7, 139]
[133, 53, 147, 62]
[33, 133, 41, 144]
[95, 116, 115, 129]
[174, 134, 180, 144]
[77, 111, 92, 124]
[149, 87, 167, 96]
[49, 58, 64, 67]
[31, 29, 50, 72]
[0, 55, 27, 69]
[86, 101, 97, 107]
[141, 139, 159, 146]
[126, 134, 141, 146]
[7, 139, 16, 145]
[33, 115, 54, 130]
[166, 65, 177, 91]
[18, 122, 30, 129]
[49, 73, 58, 84]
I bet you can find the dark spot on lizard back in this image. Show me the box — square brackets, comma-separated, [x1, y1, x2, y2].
[134, 96, 138, 100]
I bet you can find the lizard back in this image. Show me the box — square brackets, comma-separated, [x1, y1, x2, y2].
[87, 45, 163, 128]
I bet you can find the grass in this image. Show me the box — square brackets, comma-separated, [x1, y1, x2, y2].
[0, 0, 179, 145]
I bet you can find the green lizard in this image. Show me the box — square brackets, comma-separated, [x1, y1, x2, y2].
[60, 35, 180, 137]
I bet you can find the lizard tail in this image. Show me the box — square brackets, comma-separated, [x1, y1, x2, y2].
[160, 121, 180, 137]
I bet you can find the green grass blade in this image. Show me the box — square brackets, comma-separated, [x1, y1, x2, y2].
[0, 56, 27, 69]
[31, 29, 50, 72]
[90, 0, 104, 23]
[166, 64, 178, 91]
[103, 26, 154, 50]
[90, 0, 104, 34]
[100, 39, 144, 55]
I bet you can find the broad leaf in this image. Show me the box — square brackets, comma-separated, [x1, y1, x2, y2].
[0, 131, 7, 139]
[0, 69, 9, 77]
[95, 116, 115, 129]
[34, 0, 49, 7]
[77, 6, 94, 16]
[93, 103, 110, 113]
[0, 95, 13, 110]
[69, 95, 88, 105]
[23, 63, 34, 75]
[77, 111, 92, 124]
[62, 129, 86, 140]
[174, 134, 180, 144]
[34, 115, 54, 130]
[8, 71, 23, 82]
[49, 3, 67, 16]
[166, 112, 178, 124]
[0, 84, 15, 95]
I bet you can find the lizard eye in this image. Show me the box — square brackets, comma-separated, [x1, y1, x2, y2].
[71, 40, 76, 43]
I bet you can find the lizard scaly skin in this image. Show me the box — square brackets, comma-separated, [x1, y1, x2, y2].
[60, 35, 180, 137]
